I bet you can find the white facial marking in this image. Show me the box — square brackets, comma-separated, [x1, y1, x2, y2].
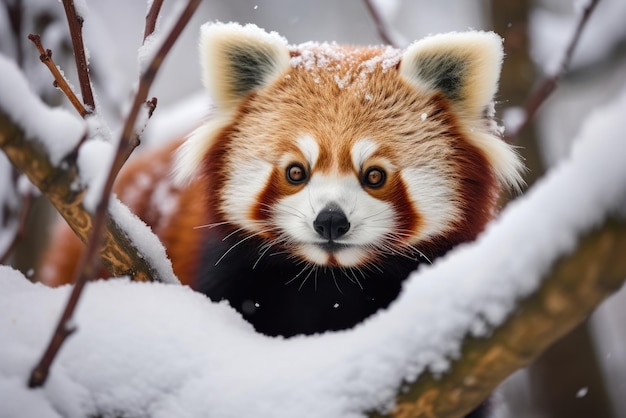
[222, 159, 273, 230]
[401, 166, 460, 239]
[297, 135, 320, 168]
[274, 172, 395, 266]
[350, 138, 378, 170]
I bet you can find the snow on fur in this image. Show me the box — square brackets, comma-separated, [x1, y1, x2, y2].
[1, 81, 626, 418]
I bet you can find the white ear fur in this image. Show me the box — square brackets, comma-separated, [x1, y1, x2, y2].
[173, 117, 227, 184]
[200, 22, 291, 109]
[400, 32, 524, 190]
[399, 31, 503, 116]
[174, 23, 290, 184]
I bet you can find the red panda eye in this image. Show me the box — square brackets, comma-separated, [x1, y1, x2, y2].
[363, 167, 386, 188]
[286, 163, 308, 184]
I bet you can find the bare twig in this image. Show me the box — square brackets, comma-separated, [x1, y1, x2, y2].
[26, 0, 201, 389]
[27, 34, 88, 117]
[144, 0, 165, 41]
[505, 0, 600, 143]
[363, 0, 401, 47]
[28, 197, 105, 388]
[61, 0, 95, 112]
[0, 184, 34, 264]
[104, 0, 201, 189]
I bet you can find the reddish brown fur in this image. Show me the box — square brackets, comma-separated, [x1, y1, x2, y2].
[40, 140, 207, 287]
[201, 46, 501, 258]
[41, 42, 508, 290]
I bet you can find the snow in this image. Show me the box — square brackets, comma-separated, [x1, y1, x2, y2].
[290, 43, 402, 90]
[137, 0, 187, 75]
[108, 197, 178, 285]
[501, 106, 525, 136]
[142, 93, 212, 148]
[73, 0, 89, 20]
[76, 137, 113, 212]
[1, 79, 626, 418]
[576, 387, 589, 398]
[75, 132, 178, 283]
[0, 54, 85, 166]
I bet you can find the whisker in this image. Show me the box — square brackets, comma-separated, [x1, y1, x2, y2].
[192, 220, 232, 230]
[298, 265, 317, 291]
[331, 267, 343, 294]
[215, 229, 275, 266]
[253, 234, 290, 269]
[285, 262, 312, 286]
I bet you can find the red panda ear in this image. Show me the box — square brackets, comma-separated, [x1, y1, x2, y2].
[200, 22, 291, 109]
[399, 31, 503, 117]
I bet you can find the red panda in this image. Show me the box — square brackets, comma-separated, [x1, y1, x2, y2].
[41, 23, 523, 339]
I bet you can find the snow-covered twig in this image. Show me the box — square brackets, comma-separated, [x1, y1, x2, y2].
[27, 34, 88, 117]
[60, 0, 95, 112]
[505, 0, 600, 143]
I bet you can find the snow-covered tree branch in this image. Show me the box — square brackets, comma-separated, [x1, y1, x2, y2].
[0, 61, 173, 284]
[1, 1, 626, 417]
[385, 217, 626, 418]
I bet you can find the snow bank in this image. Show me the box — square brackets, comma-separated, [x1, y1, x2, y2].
[1, 77, 626, 418]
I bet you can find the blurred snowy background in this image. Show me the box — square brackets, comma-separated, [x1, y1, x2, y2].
[1, 0, 625, 417]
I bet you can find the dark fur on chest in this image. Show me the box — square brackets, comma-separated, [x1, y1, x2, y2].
[194, 228, 492, 417]
[194, 228, 434, 337]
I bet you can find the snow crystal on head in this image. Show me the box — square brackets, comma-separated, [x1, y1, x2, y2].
[290, 42, 402, 89]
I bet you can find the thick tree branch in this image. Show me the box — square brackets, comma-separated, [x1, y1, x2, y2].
[0, 111, 162, 282]
[374, 215, 626, 418]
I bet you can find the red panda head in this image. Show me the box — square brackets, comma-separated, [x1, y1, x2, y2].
[175, 23, 524, 269]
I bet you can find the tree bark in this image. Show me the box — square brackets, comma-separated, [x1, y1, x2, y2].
[0, 110, 163, 282]
[370, 216, 626, 418]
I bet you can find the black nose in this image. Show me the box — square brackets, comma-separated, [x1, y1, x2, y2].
[313, 205, 350, 241]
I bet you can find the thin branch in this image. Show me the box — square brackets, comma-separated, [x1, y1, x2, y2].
[103, 0, 201, 190]
[505, 0, 600, 143]
[26, 0, 201, 389]
[28, 193, 106, 388]
[61, 0, 95, 112]
[363, 0, 401, 48]
[144, 0, 165, 41]
[27, 34, 88, 117]
[0, 186, 34, 264]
